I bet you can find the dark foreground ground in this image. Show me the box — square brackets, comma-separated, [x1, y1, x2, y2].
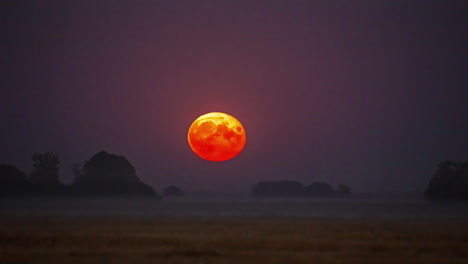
[1, 218, 467, 264]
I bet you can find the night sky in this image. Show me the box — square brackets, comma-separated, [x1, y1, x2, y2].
[1, 0, 467, 193]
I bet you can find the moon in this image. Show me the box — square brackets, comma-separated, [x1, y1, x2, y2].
[188, 112, 247, 161]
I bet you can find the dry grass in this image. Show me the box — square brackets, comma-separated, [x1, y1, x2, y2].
[0, 218, 467, 264]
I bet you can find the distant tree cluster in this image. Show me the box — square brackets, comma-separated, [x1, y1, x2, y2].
[0, 151, 159, 198]
[162, 185, 185, 197]
[251, 180, 351, 198]
[424, 160, 468, 201]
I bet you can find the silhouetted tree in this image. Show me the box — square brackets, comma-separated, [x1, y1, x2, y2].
[424, 160, 468, 201]
[28, 152, 64, 194]
[305, 182, 335, 197]
[251, 181, 305, 197]
[163, 185, 184, 197]
[335, 184, 351, 197]
[0, 164, 30, 195]
[71, 151, 158, 197]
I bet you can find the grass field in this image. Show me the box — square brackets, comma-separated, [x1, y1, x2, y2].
[1, 218, 467, 264]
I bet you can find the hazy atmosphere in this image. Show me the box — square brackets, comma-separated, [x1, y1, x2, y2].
[2, 0, 467, 193]
[2, 2, 468, 264]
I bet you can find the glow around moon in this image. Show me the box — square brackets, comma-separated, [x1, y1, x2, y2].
[187, 112, 246, 161]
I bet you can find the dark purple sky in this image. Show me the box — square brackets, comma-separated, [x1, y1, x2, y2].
[1, 0, 467, 193]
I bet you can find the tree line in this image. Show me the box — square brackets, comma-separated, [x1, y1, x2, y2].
[2, 152, 467, 200]
[0, 151, 158, 197]
[251, 180, 351, 198]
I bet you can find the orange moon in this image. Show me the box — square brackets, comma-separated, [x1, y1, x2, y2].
[187, 112, 246, 161]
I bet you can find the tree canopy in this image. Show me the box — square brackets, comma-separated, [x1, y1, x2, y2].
[28, 152, 64, 194]
[71, 151, 157, 197]
[424, 160, 468, 201]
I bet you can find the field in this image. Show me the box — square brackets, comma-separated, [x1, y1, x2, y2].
[1, 218, 467, 264]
